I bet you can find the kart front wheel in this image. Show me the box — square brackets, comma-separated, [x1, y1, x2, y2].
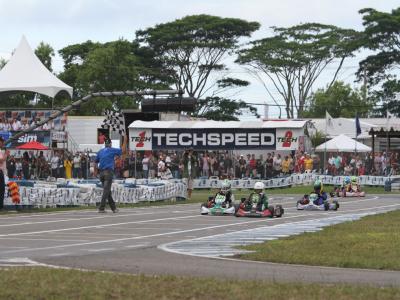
[274, 205, 284, 217]
[333, 200, 339, 211]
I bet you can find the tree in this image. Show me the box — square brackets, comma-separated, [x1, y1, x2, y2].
[303, 81, 373, 118]
[58, 39, 171, 115]
[35, 42, 55, 71]
[194, 96, 259, 121]
[237, 23, 361, 118]
[308, 129, 326, 149]
[357, 7, 400, 116]
[136, 15, 260, 99]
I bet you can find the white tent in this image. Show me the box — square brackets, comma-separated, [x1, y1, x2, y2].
[315, 134, 371, 153]
[0, 36, 73, 98]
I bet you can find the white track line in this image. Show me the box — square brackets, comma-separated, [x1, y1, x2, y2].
[0, 196, 381, 238]
[1, 202, 397, 255]
[0, 195, 373, 227]
[159, 203, 400, 258]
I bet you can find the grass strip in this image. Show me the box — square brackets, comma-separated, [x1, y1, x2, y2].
[0, 267, 399, 300]
[238, 210, 400, 270]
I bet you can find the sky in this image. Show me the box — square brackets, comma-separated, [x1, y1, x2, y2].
[0, 0, 398, 118]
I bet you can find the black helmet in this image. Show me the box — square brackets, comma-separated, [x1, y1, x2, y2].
[104, 137, 112, 146]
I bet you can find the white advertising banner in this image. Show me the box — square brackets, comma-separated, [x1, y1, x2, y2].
[276, 128, 302, 151]
[129, 128, 153, 150]
[51, 131, 67, 142]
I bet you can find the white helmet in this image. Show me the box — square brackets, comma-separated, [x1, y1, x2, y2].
[254, 181, 265, 190]
[221, 179, 231, 193]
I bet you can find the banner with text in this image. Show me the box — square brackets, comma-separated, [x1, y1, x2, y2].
[4, 131, 51, 148]
[275, 128, 302, 151]
[130, 128, 277, 150]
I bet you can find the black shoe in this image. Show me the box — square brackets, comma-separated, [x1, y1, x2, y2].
[112, 209, 119, 213]
[98, 209, 106, 213]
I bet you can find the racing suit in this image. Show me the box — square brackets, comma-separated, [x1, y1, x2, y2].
[208, 191, 233, 208]
[243, 192, 268, 211]
[312, 190, 328, 205]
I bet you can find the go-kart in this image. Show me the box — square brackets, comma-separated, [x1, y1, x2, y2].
[235, 198, 284, 218]
[333, 187, 365, 197]
[297, 193, 339, 211]
[200, 194, 236, 216]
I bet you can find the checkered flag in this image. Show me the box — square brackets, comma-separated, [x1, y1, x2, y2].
[101, 109, 126, 136]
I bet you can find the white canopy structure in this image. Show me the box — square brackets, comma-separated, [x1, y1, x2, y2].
[0, 36, 73, 98]
[315, 134, 372, 153]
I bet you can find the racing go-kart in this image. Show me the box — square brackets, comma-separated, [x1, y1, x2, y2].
[297, 193, 339, 211]
[235, 197, 284, 218]
[200, 194, 236, 216]
[334, 187, 366, 197]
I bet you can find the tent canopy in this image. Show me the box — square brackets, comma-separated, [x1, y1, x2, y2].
[16, 141, 49, 150]
[315, 134, 371, 153]
[0, 36, 73, 98]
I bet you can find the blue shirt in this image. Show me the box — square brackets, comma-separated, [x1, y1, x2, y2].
[96, 147, 122, 171]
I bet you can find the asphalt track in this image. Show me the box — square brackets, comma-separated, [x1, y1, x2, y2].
[0, 194, 399, 286]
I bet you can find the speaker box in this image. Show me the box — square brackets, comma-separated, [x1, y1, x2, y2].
[141, 97, 197, 113]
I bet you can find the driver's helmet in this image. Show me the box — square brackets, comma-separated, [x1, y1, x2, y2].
[351, 176, 358, 184]
[254, 181, 265, 191]
[313, 179, 322, 191]
[220, 179, 231, 194]
[344, 176, 351, 184]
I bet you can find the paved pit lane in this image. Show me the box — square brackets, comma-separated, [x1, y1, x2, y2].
[0, 194, 399, 286]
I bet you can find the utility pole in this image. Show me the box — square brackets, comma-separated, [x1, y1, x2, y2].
[362, 68, 368, 103]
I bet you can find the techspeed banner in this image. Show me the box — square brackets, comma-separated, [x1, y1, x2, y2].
[130, 128, 276, 150]
[275, 129, 302, 151]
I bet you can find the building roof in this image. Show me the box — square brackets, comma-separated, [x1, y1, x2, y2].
[128, 119, 309, 129]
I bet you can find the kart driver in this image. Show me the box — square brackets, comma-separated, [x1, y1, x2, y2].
[350, 176, 361, 192]
[242, 181, 269, 211]
[309, 180, 328, 205]
[208, 179, 234, 208]
[342, 176, 352, 192]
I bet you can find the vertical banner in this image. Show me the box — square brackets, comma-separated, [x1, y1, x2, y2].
[276, 129, 302, 151]
[129, 128, 153, 150]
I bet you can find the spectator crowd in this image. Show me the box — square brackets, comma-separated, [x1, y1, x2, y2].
[0, 116, 51, 131]
[5, 149, 399, 181]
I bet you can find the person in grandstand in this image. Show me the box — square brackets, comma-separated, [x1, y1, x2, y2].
[242, 181, 269, 211]
[181, 148, 197, 200]
[0, 137, 9, 210]
[206, 179, 234, 208]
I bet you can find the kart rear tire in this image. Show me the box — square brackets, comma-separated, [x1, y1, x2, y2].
[274, 205, 284, 217]
[324, 202, 329, 211]
[333, 200, 339, 210]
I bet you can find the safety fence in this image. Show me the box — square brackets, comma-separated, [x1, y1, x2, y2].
[192, 174, 398, 189]
[4, 179, 187, 208]
[3, 174, 397, 208]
